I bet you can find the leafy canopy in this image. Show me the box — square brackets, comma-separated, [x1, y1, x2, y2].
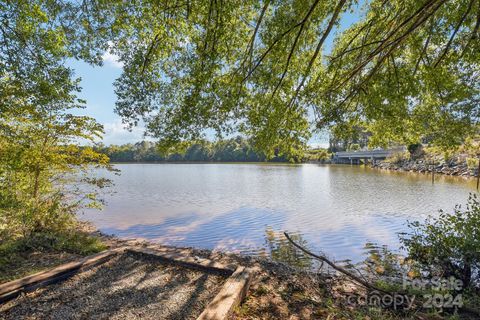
[2, 0, 479, 162]
[95, 0, 479, 155]
[322, 0, 480, 150]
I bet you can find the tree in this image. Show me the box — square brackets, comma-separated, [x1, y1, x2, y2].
[3, 1, 479, 161]
[0, 1, 106, 114]
[103, 0, 478, 155]
[0, 0, 112, 242]
[97, 0, 351, 159]
[184, 142, 212, 161]
[319, 0, 480, 150]
[0, 104, 111, 240]
[94, 137, 286, 162]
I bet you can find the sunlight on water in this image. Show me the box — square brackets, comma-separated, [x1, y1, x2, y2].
[80, 163, 477, 264]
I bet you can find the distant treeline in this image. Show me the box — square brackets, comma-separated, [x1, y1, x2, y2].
[95, 137, 331, 163]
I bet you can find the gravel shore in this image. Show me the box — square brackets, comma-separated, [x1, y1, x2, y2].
[0, 251, 226, 320]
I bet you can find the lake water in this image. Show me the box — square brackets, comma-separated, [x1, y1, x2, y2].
[81, 163, 476, 264]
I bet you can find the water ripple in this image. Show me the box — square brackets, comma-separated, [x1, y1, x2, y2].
[80, 163, 476, 263]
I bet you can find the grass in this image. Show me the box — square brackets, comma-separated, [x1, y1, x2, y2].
[0, 229, 106, 283]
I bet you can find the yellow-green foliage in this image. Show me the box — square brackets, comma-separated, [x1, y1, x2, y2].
[348, 143, 361, 151]
[423, 145, 453, 161]
[424, 137, 480, 162]
[0, 110, 112, 242]
[385, 151, 410, 164]
[304, 148, 331, 162]
[400, 194, 480, 288]
[0, 1, 114, 246]
[459, 137, 480, 157]
[466, 157, 479, 169]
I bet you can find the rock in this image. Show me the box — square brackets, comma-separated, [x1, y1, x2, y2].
[372, 157, 477, 178]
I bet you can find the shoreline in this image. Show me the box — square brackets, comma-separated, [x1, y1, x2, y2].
[0, 223, 356, 319]
[110, 160, 479, 177]
[3, 223, 480, 319]
[371, 160, 478, 178]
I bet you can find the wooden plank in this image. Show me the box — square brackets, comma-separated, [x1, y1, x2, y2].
[196, 266, 253, 320]
[127, 247, 236, 274]
[0, 247, 124, 303]
[0, 269, 78, 305]
[1, 244, 254, 320]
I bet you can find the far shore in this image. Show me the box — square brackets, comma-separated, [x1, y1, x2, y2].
[108, 160, 479, 181]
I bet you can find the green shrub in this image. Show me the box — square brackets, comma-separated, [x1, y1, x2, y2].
[303, 148, 331, 162]
[407, 143, 420, 155]
[315, 149, 331, 162]
[407, 143, 425, 160]
[460, 137, 480, 157]
[399, 194, 480, 288]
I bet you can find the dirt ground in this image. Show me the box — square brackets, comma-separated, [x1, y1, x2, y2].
[0, 251, 226, 320]
[3, 226, 475, 320]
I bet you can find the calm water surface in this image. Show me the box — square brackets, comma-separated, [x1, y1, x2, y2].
[81, 163, 476, 263]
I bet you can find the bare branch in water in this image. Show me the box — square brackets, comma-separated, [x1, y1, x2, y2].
[284, 232, 389, 294]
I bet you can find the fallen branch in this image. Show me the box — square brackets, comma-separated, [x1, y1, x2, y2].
[284, 232, 480, 316]
[284, 232, 390, 294]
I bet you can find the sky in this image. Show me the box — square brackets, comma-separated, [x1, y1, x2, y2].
[68, 3, 364, 147]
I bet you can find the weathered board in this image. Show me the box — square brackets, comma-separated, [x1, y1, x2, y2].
[197, 266, 253, 320]
[0, 247, 124, 303]
[1, 244, 254, 320]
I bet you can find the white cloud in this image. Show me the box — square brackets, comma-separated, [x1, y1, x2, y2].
[309, 142, 329, 149]
[102, 51, 123, 68]
[101, 120, 148, 145]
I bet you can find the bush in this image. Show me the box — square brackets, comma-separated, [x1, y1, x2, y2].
[316, 149, 331, 162]
[460, 137, 480, 157]
[407, 143, 425, 160]
[399, 194, 480, 288]
[304, 148, 331, 162]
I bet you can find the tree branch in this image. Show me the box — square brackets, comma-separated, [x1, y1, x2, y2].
[434, 0, 475, 67]
[284, 232, 390, 293]
[287, 0, 347, 109]
[242, 0, 321, 83]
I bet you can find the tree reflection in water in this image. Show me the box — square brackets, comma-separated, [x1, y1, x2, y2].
[264, 227, 313, 270]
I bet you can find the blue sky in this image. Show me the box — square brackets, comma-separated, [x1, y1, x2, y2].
[68, 3, 363, 147]
[67, 58, 146, 145]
